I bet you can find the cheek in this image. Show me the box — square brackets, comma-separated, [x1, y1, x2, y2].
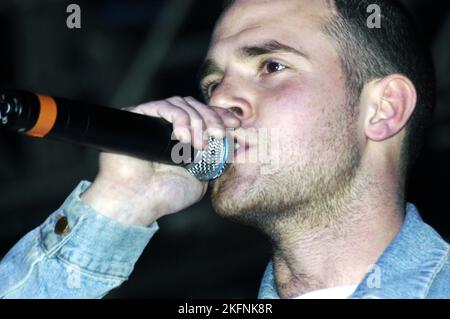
[251, 84, 324, 165]
[254, 78, 352, 164]
[257, 81, 331, 139]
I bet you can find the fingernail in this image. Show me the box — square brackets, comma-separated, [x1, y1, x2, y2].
[230, 118, 241, 127]
[208, 127, 225, 139]
[174, 128, 191, 143]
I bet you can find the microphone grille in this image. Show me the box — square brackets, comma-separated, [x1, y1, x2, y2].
[185, 137, 230, 181]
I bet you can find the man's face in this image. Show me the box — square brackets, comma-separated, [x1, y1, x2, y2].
[206, 0, 361, 229]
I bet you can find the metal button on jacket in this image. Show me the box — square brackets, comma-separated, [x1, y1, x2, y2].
[55, 215, 70, 235]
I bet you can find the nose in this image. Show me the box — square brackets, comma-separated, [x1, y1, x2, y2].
[208, 78, 254, 121]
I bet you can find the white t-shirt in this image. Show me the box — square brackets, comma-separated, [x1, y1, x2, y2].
[294, 285, 358, 299]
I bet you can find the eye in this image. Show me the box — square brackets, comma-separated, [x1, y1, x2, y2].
[201, 80, 220, 99]
[262, 61, 288, 74]
[208, 82, 219, 97]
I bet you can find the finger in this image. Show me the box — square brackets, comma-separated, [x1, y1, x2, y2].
[183, 96, 227, 139]
[165, 97, 206, 150]
[136, 102, 192, 143]
[184, 97, 241, 128]
[209, 106, 241, 128]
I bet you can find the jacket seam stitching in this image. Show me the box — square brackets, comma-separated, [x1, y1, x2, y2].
[40, 215, 130, 281]
[0, 245, 46, 298]
[423, 244, 450, 298]
[53, 253, 129, 282]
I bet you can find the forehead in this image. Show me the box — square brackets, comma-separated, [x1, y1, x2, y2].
[211, 0, 333, 50]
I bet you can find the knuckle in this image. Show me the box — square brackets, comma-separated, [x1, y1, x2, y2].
[166, 95, 184, 103]
[205, 117, 224, 127]
[184, 96, 196, 102]
[206, 110, 223, 122]
[190, 117, 205, 128]
[173, 109, 190, 122]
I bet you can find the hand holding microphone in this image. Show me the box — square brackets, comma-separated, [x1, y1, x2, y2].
[84, 96, 241, 226]
[0, 91, 241, 226]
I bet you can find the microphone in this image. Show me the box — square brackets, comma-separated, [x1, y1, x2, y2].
[0, 90, 230, 181]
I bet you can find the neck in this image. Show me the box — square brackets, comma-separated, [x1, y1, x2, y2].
[270, 169, 405, 299]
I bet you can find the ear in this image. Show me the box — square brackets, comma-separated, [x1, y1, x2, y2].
[364, 75, 417, 142]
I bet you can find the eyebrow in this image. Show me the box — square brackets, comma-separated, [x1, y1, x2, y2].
[239, 40, 309, 60]
[198, 40, 309, 85]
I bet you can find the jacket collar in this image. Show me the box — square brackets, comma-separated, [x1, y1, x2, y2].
[258, 203, 449, 299]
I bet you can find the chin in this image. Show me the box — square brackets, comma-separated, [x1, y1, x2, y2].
[210, 163, 262, 216]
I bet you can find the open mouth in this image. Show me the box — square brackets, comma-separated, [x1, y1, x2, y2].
[232, 136, 251, 162]
[234, 137, 242, 150]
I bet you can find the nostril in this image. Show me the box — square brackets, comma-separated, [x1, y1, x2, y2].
[229, 107, 243, 116]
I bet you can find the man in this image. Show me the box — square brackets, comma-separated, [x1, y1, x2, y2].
[0, 0, 449, 299]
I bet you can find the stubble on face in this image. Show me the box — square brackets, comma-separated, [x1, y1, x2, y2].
[211, 103, 361, 239]
[209, 0, 362, 237]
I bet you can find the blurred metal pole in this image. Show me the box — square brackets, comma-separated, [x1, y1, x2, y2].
[111, 0, 195, 107]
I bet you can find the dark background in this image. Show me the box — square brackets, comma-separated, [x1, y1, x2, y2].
[0, 0, 449, 298]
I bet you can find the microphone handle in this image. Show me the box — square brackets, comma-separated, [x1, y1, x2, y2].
[0, 90, 196, 165]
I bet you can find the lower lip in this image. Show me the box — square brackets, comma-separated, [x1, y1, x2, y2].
[233, 144, 250, 162]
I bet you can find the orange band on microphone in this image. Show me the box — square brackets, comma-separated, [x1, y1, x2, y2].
[26, 94, 58, 138]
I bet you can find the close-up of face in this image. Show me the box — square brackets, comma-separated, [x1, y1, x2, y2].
[207, 0, 362, 229]
[1, 0, 450, 301]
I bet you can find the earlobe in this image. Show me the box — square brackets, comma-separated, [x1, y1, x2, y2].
[365, 75, 417, 142]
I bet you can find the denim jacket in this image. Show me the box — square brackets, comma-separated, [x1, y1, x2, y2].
[1, 182, 449, 298]
[258, 203, 450, 299]
[0, 181, 158, 298]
